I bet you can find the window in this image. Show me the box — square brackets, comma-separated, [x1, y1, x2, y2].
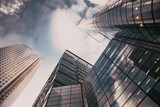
[98, 94, 107, 106]
[149, 82, 160, 105]
[139, 96, 159, 107]
[128, 66, 139, 79]
[109, 74, 131, 105]
[140, 76, 156, 93]
[112, 82, 137, 106]
[124, 88, 145, 107]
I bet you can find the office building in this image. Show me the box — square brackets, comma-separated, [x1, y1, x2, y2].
[33, 1, 160, 106]
[84, 39, 160, 107]
[0, 43, 42, 106]
[33, 50, 92, 107]
[93, 0, 160, 44]
[33, 41, 160, 107]
[52, 50, 92, 87]
[85, 0, 160, 106]
[33, 40, 160, 107]
[45, 84, 83, 107]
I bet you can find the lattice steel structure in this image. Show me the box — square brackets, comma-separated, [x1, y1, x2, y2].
[0, 43, 42, 106]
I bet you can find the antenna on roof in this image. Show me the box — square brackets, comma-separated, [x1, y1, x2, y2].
[77, 27, 101, 43]
[77, 3, 91, 26]
[77, 3, 101, 43]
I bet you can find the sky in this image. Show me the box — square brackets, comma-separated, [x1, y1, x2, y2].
[0, 0, 109, 106]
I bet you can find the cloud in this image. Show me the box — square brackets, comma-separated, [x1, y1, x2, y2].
[0, 0, 24, 15]
[0, 0, 110, 106]
[50, 2, 109, 64]
[0, 0, 79, 56]
[89, 0, 108, 6]
[83, 0, 96, 7]
[0, 33, 27, 47]
[0, 0, 85, 106]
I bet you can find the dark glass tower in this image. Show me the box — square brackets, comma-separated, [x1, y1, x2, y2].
[33, 40, 160, 107]
[45, 84, 84, 107]
[93, 0, 160, 44]
[84, 0, 160, 106]
[33, 50, 92, 107]
[33, 1, 160, 105]
[84, 39, 160, 107]
[53, 50, 92, 87]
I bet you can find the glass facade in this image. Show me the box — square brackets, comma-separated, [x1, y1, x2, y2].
[0, 43, 42, 106]
[84, 39, 160, 107]
[33, 50, 92, 107]
[93, 0, 160, 44]
[45, 84, 83, 107]
[53, 50, 92, 87]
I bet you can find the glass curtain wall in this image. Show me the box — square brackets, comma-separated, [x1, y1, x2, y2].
[93, 0, 160, 44]
[84, 39, 160, 107]
[45, 84, 83, 107]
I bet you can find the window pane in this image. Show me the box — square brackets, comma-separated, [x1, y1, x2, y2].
[113, 82, 137, 106]
[140, 76, 156, 93]
[124, 88, 145, 107]
[139, 96, 159, 107]
[149, 82, 160, 105]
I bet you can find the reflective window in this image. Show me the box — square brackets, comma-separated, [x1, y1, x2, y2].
[121, 3, 127, 25]
[113, 43, 127, 64]
[109, 75, 131, 105]
[124, 88, 146, 107]
[46, 84, 83, 107]
[133, 0, 142, 25]
[84, 39, 160, 107]
[149, 82, 160, 105]
[134, 70, 146, 86]
[97, 95, 107, 106]
[128, 66, 139, 79]
[149, 61, 160, 80]
[112, 82, 137, 107]
[139, 96, 159, 107]
[111, 69, 121, 80]
[153, 0, 160, 27]
[94, 55, 105, 69]
[97, 89, 105, 102]
[99, 64, 114, 83]
[103, 101, 110, 107]
[119, 46, 134, 70]
[117, 6, 122, 25]
[123, 61, 134, 74]
[141, 0, 154, 27]
[126, 2, 133, 24]
[99, 59, 111, 72]
[104, 40, 115, 54]
[140, 76, 156, 93]
[116, 45, 131, 66]
[113, 7, 119, 26]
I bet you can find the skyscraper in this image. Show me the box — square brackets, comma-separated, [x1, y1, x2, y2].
[33, 1, 160, 106]
[83, 0, 160, 106]
[33, 50, 92, 107]
[33, 40, 160, 107]
[45, 84, 84, 107]
[84, 39, 160, 107]
[0, 43, 42, 106]
[52, 50, 92, 87]
[93, 0, 160, 44]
